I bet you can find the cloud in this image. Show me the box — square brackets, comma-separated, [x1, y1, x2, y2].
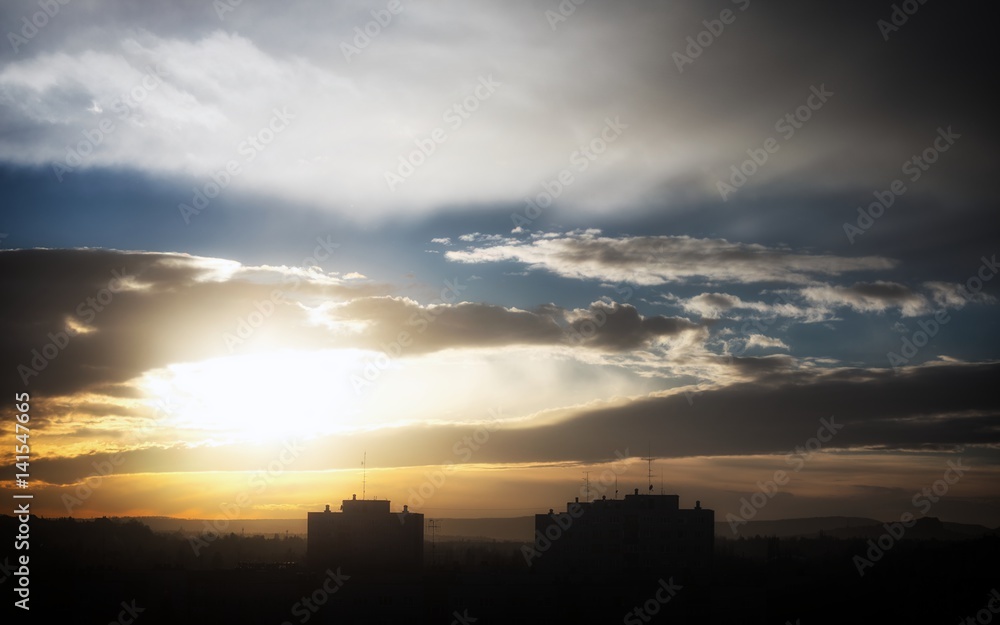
[0, 248, 374, 401]
[925, 281, 997, 309]
[0, 10, 679, 218]
[564, 301, 704, 351]
[325, 296, 703, 354]
[29, 360, 1000, 484]
[446, 231, 896, 286]
[0, 31, 340, 172]
[457, 232, 506, 243]
[681, 292, 741, 317]
[673, 292, 829, 322]
[799, 281, 930, 317]
[0, 249, 708, 417]
[745, 334, 789, 351]
[1, 1, 993, 220]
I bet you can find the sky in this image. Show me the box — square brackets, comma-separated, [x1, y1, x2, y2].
[1, 0, 998, 527]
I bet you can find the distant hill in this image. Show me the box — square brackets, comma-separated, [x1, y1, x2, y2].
[137, 516, 308, 536]
[718, 516, 998, 540]
[428, 516, 534, 542]
[820, 516, 997, 541]
[717, 516, 880, 538]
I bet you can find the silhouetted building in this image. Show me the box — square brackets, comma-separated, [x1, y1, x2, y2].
[531, 489, 714, 578]
[307, 494, 423, 573]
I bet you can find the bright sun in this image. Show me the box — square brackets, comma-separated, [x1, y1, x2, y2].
[138, 349, 371, 443]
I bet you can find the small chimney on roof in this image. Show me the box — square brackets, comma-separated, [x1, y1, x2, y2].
[634, 488, 639, 495]
[324, 504, 331, 513]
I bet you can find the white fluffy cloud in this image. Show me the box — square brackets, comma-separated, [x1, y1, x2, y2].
[446, 231, 896, 286]
[799, 282, 930, 317]
[2, 1, 991, 220]
[925, 281, 997, 309]
[744, 334, 790, 351]
[674, 292, 829, 322]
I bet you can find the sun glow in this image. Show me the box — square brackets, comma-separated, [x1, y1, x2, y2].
[138, 349, 371, 442]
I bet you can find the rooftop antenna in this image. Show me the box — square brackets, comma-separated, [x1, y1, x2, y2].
[362, 451, 366, 500]
[583, 471, 591, 502]
[428, 519, 439, 566]
[615, 473, 619, 500]
[642, 448, 655, 493]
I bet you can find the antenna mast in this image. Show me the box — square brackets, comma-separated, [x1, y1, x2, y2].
[428, 519, 439, 566]
[583, 471, 591, 502]
[642, 450, 655, 493]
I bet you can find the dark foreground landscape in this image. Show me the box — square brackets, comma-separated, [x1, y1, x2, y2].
[2, 514, 997, 624]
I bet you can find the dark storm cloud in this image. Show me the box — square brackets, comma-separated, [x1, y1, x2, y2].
[568, 301, 703, 351]
[336, 359, 999, 465]
[333, 296, 703, 354]
[329, 296, 564, 351]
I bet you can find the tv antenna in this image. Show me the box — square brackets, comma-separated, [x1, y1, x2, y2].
[583, 471, 591, 502]
[642, 449, 655, 493]
[428, 519, 440, 565]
